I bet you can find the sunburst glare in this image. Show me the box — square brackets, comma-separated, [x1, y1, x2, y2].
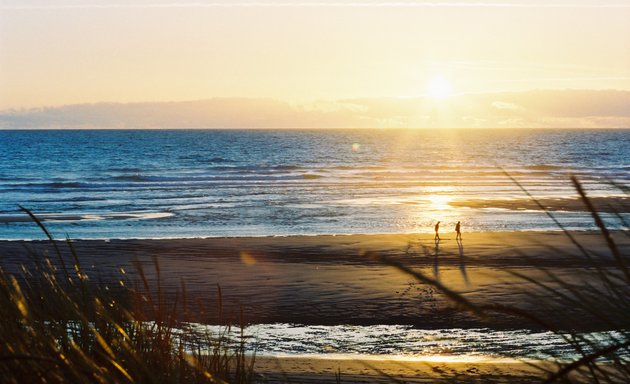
[426, 76, 453, 100]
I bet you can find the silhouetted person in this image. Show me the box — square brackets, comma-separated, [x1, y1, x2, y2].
[455, 221, 462, 241]
[434, 221, 440, 241]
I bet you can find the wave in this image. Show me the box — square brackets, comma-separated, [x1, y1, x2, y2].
[111, 175, 147, 182]
[209, 157, 234, 163]
[206, 164, 302, 173]
[177, 156, 235, 163]
[302, 174, 323, 179]
[6, 181, 87, 189]
[14, 167, 616, 191]
[28, 196, 108, 203]
[0, 211, 173, 223]
[107, 167, 144, 173]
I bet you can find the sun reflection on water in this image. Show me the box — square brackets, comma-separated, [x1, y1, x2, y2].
[427, 194, 452, 210]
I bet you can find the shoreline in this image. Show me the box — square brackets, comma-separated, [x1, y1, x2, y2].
[2, 230, 626, 265]
[1, 231, 628, 330]
[0, 228, 599, 242]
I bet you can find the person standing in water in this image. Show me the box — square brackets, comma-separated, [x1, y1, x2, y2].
[455, 221, 462, 241]
[434, 221, 440, 241]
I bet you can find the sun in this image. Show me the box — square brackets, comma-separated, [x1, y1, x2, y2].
[426, 76, 452, 100]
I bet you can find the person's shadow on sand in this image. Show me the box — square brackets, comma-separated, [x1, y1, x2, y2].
[433, 240, 440, 281]
[457, 238, 470, 285]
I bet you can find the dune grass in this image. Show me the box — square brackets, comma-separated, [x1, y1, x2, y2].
[0, 207, 254, 384]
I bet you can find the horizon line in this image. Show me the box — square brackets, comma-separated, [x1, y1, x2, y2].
[2, 127, 629, 130]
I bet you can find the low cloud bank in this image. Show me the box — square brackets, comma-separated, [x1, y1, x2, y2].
[1, 90, 629, 129]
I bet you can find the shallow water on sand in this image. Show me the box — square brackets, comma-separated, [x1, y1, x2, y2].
[1, 129, 628, 239]
[188, 323, 627, 363]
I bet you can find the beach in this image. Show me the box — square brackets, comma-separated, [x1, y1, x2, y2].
[2, 231, 627, 330]
[3, 230, 627, 381]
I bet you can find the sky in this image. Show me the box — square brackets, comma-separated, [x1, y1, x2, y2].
[1, 0, 630, 127]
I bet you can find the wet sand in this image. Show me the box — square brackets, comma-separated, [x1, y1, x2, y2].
[251, 356, 550, 383]
[1, 231, 628, 330]
[450, 196, 630, 213]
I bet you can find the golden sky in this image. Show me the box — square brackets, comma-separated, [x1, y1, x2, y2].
[1, 1, 630, 129]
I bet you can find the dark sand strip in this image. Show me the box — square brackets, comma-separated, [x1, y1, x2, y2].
[1, 231, 628, 329]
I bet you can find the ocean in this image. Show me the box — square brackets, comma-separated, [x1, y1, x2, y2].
[1, 128, 628, 240]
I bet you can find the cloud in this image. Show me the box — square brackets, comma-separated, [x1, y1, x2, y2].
[460, 116, 488, 128]
[301, 101, 368, 114]
[491, 101, 523, 110]
[1, 90, 629, 129]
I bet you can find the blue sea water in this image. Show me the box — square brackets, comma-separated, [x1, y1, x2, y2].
[0, 129, 628, 240]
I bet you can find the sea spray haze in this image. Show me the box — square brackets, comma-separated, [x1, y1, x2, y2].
[0, 129, 628, 240]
